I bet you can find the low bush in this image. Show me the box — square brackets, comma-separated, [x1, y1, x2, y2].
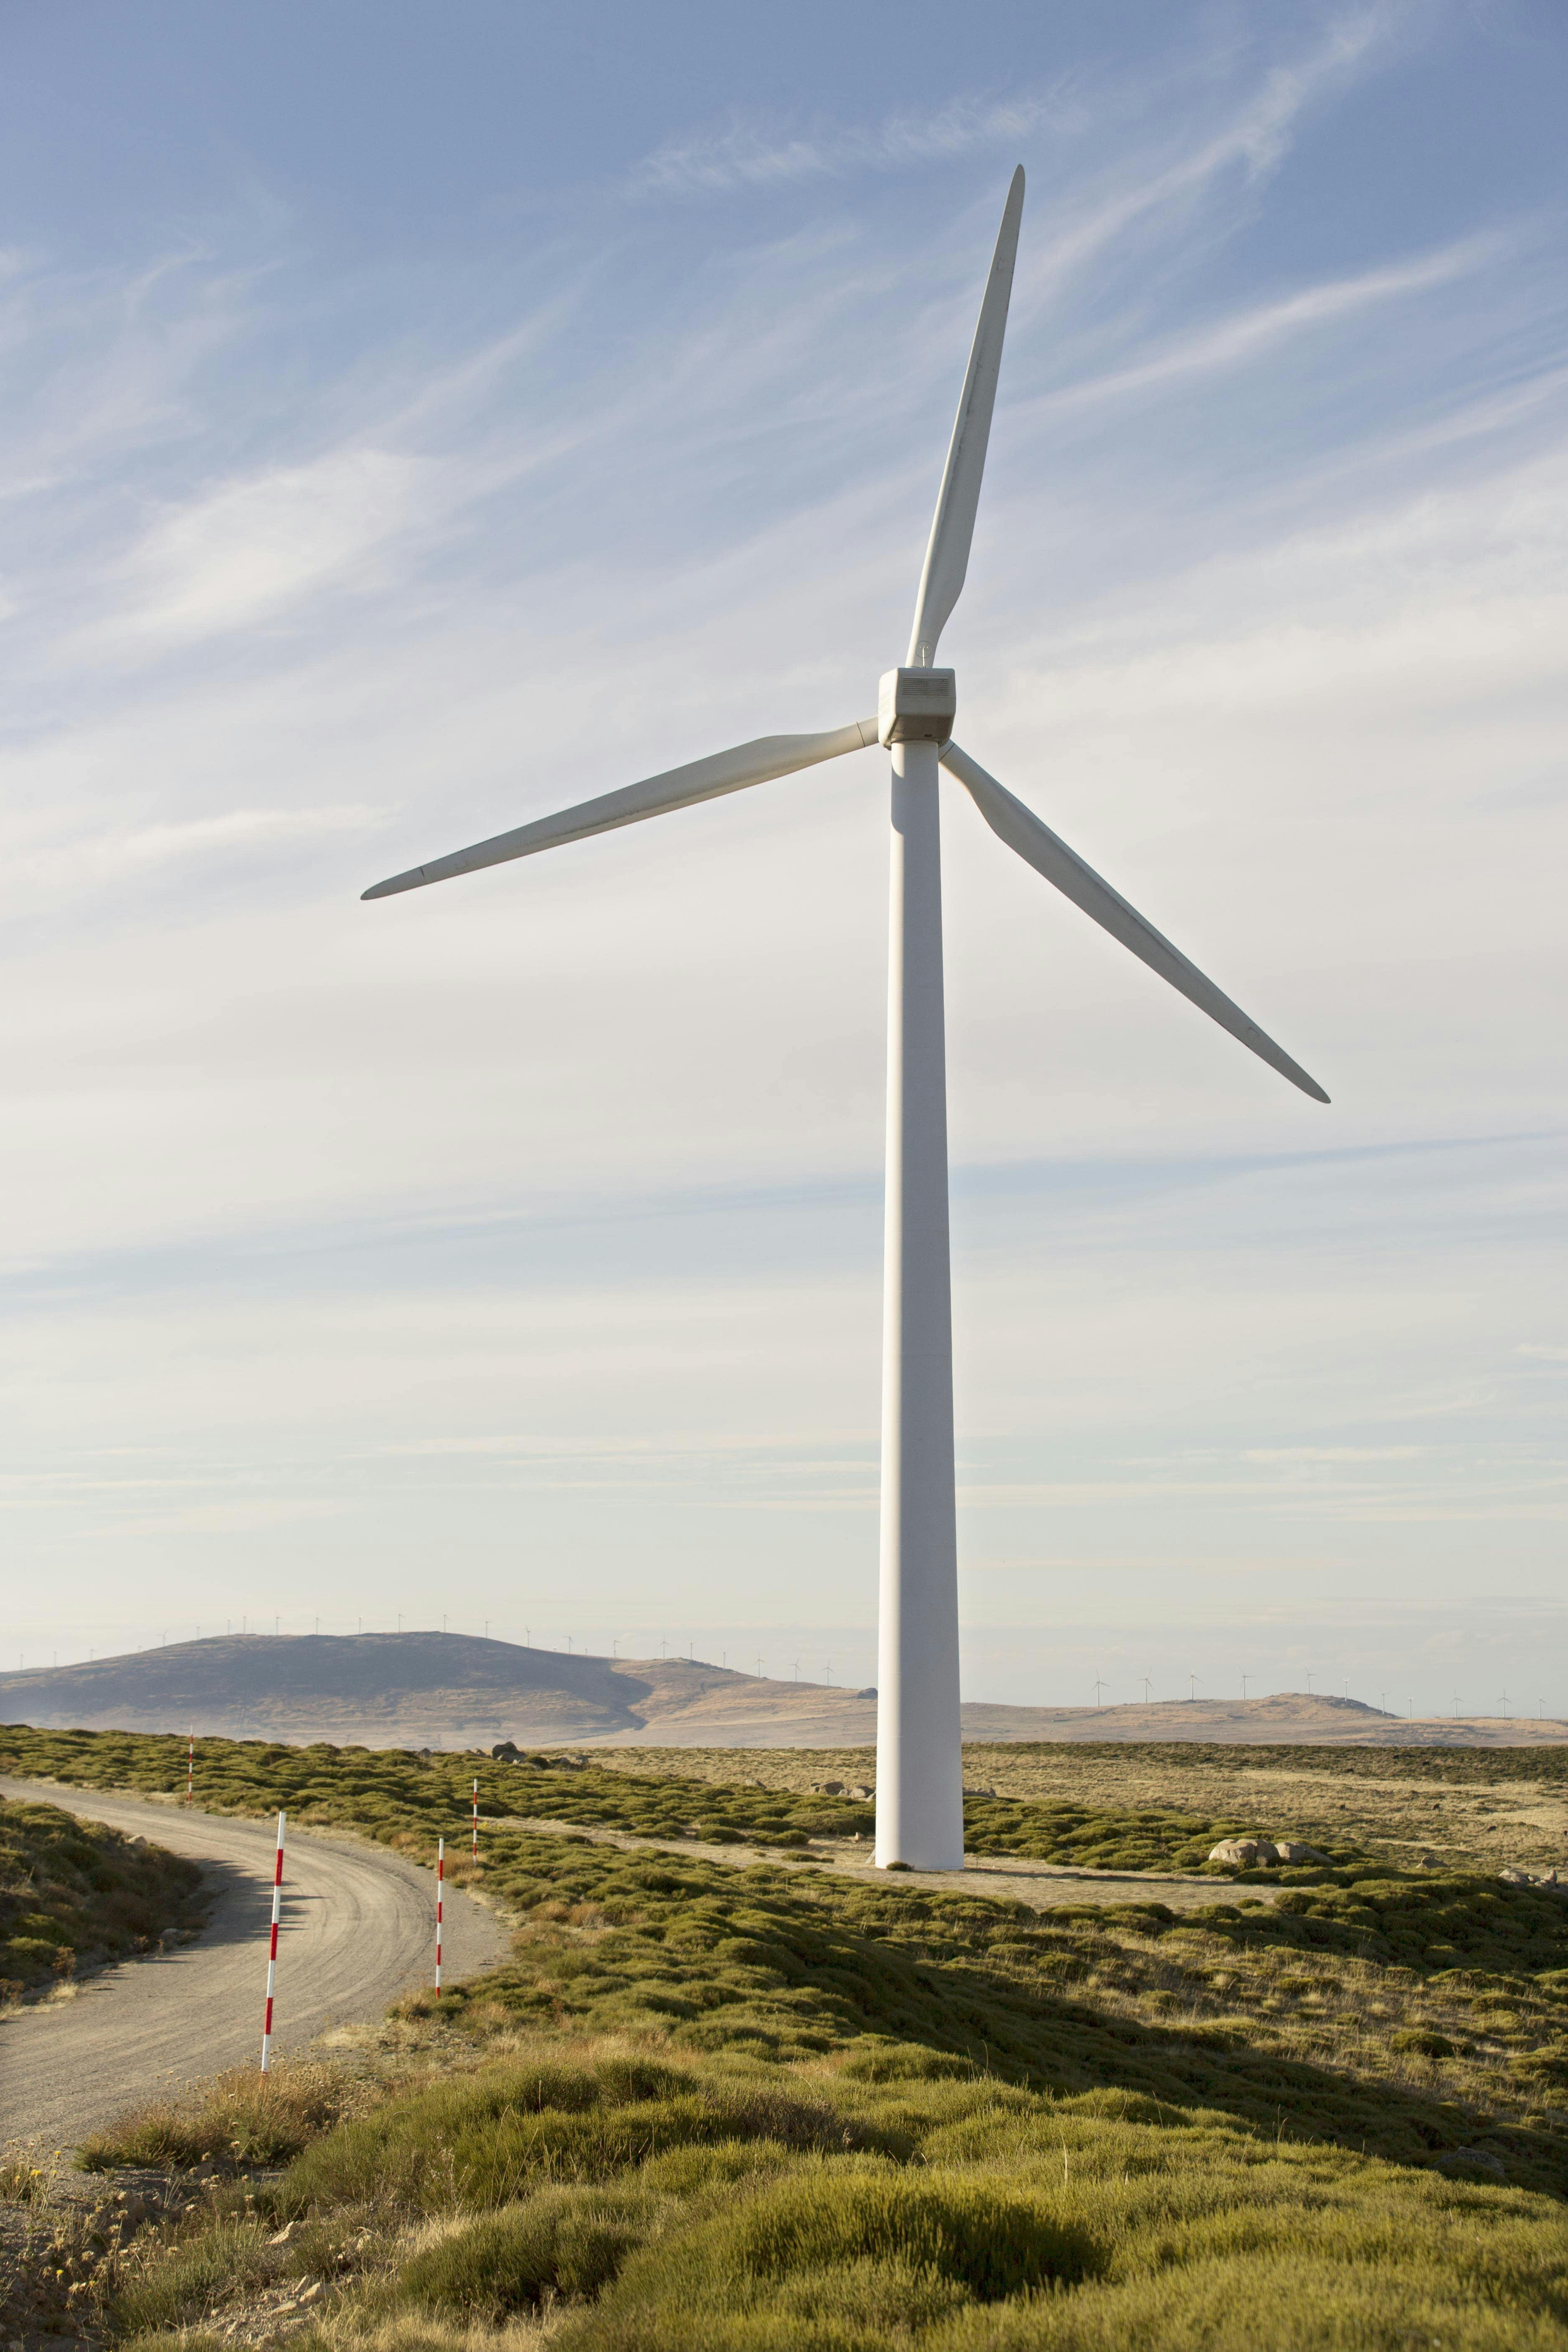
[401, 2188, 651, 2315]
[79, 2063, 362, 2173]
[279, 2058, 893, 2218]
[540, 2128, 1568, 2352]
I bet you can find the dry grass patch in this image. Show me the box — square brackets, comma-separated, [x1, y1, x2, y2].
[78, 2061, 378, 2173]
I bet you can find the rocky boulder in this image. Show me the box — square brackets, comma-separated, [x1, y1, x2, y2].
[1208, 1837, 1279, 1867]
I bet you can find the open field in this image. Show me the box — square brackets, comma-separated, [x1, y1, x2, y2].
[6, 1631, 1566, 1752]
[2, 1725, 1566, 2347]
[600, 1738, 1568, 1881]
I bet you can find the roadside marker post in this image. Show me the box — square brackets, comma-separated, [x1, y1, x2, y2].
[259, 1811, 287, 2073]
[185, 1730, 194, 1806]
[435, 1838, 444, 1994]
[471, 1778, 479, 1860]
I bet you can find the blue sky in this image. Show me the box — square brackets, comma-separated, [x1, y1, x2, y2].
[2, 2, 1565, 1715]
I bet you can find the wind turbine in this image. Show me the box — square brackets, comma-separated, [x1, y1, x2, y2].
[363, 167, 1327, 1871]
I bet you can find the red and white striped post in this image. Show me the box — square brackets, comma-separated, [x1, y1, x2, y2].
[435, 1837, 444, 1993]
[471, 1777, 479, 1860]
[185, 1729, 194, 1807]
[259, 1811, 286, 2072]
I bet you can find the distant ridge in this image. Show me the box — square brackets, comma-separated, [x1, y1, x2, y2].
[0, 1633, 868, 1749]
[2, 1636, 1565, 1751]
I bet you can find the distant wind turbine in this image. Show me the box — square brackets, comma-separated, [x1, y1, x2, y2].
[363, 170, 1327, 1870]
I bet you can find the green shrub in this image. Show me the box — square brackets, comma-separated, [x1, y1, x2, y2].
[1392, 2028, 1458, 2059]
[279, 2060, 890, 2218]
[840, 2046, 975, 2084]
[555, 2165, 1098, 2348]
[3, 1936, 61, 1975]
[401, 2188, 651, 2314]
[0, 1795, 203, 1995]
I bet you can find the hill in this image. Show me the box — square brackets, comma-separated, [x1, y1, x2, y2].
[0, 1633, 873, 1749]
[2, 1633, 1565, 1750]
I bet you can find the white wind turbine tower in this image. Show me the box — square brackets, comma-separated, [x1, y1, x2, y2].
[363, 167, 1327, 1871]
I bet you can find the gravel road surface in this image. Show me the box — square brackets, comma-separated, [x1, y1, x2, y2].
[0, 1779, 507, 2153]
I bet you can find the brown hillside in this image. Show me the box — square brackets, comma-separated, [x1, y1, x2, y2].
[0, 1632, 873, 1749]
[2, 1637, 1563, 1750]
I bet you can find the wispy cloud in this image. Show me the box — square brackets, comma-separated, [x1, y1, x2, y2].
[111, 446, 431, 644]
[0, 248, 262, 503]
[1023, 237, 1501, 416]
[1020, 10, 1397, 297]
[0, 804, 379, 908]
[1242, 1446, 1426, 1463]
[629, 90, 1083, 199]
[630, 11, 1395, 213]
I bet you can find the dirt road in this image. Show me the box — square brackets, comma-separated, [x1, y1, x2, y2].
[0, 1780, 507, 2153]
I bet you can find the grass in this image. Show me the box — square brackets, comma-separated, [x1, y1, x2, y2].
[0, 1790, 204, 2004]
[77, 2063, 369, 2173]
[8, 1722, 1568, 2345]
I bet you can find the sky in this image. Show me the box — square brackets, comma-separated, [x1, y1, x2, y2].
[2, 0, 1565, 1716]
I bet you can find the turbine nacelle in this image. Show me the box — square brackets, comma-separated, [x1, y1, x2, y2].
[877, 667, 957, 749]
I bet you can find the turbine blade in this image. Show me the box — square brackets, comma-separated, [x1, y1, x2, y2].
[363, 718, 879, 900]
[906, 166, 1025, 667]
[941, 740, 1329, 1104]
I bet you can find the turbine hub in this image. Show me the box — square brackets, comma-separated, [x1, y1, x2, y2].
[878, 667, 956, 749]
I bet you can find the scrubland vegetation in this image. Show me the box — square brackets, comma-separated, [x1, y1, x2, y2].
[0, 1721, 1364, 1877]
[0, 1790, 203, 2007]
[611, 1737, 1568, 1880]
[3, 1722, 1568, 2345]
